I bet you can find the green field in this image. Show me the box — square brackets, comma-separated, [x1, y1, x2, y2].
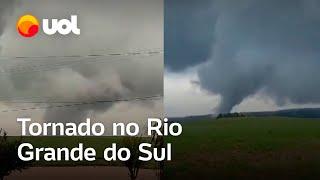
[9, 116, 320, 179]
[165, 116, 320, 179]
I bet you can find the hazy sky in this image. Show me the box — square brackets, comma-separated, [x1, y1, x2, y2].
[0, 0, 163, 135]
[1, 0, 319, 124]
[165, 0, 320, 116]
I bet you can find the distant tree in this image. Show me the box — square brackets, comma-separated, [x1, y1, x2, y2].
[122, 136, 144, 180]
[151, 128, 164, 180]
[0, 129, 27, 180]
[122, 125, 164, 180]
[216, 112, 246, 119]
[239, 113, 246, 117]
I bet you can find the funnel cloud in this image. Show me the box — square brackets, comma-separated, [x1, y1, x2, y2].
[166, 0, 320, 113]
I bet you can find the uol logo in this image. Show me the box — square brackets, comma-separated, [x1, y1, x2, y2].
[17, 14, 80, 38]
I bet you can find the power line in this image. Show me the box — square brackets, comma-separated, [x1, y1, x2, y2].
[0, 56, 101, 75]
[0, 48, 163, 111]
[0, 49, 163, 60]
[0, 50, 163, 75]
[0, 95, 163, 113]
[0, 95, 72, 101]
[0, 94, 163, 103]
[0, 57, 95, 73]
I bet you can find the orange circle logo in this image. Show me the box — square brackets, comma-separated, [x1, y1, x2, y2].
[17, 14, 39, 38]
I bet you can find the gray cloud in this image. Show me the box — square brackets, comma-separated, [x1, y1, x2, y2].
[0, 0, 163, 132]
[166, 0, 320, 113]
[0, 0, 15, 36]
[165, 0, 216, 71]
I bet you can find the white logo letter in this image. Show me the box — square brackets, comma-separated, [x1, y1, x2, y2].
[70, 15, 80, 35]
[43, 19, 58, 35]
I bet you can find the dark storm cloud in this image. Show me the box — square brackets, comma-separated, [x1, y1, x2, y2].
[166, 0, 320, 113]
[164, 0, 217, 71]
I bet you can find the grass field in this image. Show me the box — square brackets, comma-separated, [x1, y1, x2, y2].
[165, 116, 320, 179]
[9, 116, 320, 179]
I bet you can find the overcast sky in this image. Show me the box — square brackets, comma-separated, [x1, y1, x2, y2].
[1, 0, 320, 127]
[0, 0, 163, 135]
[165, 0, 320, 117]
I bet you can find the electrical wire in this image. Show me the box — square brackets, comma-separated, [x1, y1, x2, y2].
[0, 95, 163, 113]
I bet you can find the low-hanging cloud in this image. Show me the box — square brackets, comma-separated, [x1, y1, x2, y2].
[0, 0, 163, 132]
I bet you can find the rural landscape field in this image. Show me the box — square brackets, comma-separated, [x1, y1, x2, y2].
[166, 116, 320, 179]
[3, 136, 159, 179]
[7, 115, 320, 179]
